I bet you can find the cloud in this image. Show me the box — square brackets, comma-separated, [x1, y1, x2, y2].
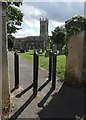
[13, 28, 39, 38]
[49, 21, 65, 35]
[20, 3, 46, 21]
[25, 19, 40, 28]
[13, 20, 64, 37]
[23, 0, 85, 2]
[50, 21, 64, 27]
[26, 2, 84, 22]
[13, 2, 84, 37]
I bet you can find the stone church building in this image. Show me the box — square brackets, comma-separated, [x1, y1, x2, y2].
[14, 17, 49, 51]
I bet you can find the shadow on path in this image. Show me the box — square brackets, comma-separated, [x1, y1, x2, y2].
[10, 87, 18, 93]
[38, 88, 54, 108]
[38, 79, 51, 92]
[9, 94, 36, 119]
[16, 83, 33, 98]
[38, 82, 85, 119]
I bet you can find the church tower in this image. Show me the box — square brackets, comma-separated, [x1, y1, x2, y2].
[40, 17, 48, 49]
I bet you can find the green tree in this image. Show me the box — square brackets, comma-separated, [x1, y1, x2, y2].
[64, 15, 86, 55]
[51, 26, 66, 54]
[6, 2, 23, 50]
[65, 15, 86, 39]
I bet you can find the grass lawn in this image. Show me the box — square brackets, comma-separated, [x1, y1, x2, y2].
[19, 50, 66, 81]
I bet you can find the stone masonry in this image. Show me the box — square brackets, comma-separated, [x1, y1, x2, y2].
[1, 2, 10, 118]
[65, 31, 85, 85]
[82, 31, 86, 82]
[0, 2, 2, 117]
[14, 17, 49, 51]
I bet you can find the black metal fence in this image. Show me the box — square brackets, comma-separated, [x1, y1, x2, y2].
[33, 50, 39, 95]
[51, 53, 57, 90]
[14, 50, 57, 95]
[14, 52, 19, 89]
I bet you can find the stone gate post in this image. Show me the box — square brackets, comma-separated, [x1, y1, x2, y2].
[65, 31, 84, 85]
[0, 2, 2, 118]
[0, 2, 10, 118]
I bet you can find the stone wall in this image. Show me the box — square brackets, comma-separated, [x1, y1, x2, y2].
[0, 2, 10, 118]
[65, 31, 84, 85]
[0, 2, 2, 117]
[82, 31, 86, 82]
[14, 36, 45, 51]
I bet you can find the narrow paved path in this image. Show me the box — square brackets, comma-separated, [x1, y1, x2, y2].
[8, 52, 84, 119]
[8, 52, 48, 90]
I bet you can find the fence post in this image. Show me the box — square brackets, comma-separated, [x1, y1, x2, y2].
[33, 50, 39, 96]
[51, 53, 57, 90]
[14, 52, 19, 89]
[48, 51, 52, 81]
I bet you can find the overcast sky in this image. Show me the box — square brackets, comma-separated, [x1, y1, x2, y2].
[13, 1, 85, 38]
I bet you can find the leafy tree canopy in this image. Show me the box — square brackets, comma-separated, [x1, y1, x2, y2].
[6, 2, 23, 49]
[65, 15, 86, 38]
[51, 26, 66, 54]
[51, 15, 86, 55]
[6, 4, 23, 34]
